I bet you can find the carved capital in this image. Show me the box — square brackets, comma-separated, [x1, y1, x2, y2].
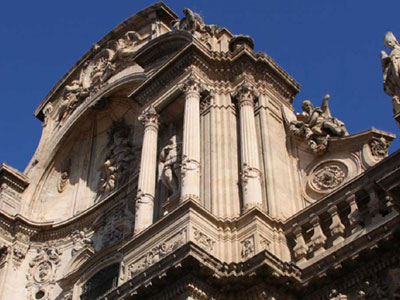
[234, 78, 259, 107]
[180, 74, 205, 97]
[138, 105, 158, 128]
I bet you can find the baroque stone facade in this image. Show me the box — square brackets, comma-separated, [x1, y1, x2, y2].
[0, 3, 400, 300]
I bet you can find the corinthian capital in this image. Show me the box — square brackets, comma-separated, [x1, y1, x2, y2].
[180, 73, 205, 96]
[138, 105, 158, 128]
[234, 78, 259, 107]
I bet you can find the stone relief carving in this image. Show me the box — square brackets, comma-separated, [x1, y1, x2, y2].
[42, 102, 53, 127]
[98, 121, 138, 197]
[290, 94, 348, 154]
[26, 244, 62, 300]
[57, 160, 71, 193]
[159, 135, 182, 199]
[381, 31, 400, 117]
[241, 236, 255, 260]
[49, 30, 143, 127]
[311, 165, 346, 191]
[129, 229, 186, 276]
[93, 204, 134, 252]
[260, 236, 271, 251]
[193, 228, 215, 252]
[71, 230, 92, 256]
[0, 244, 9, 265]
[369, 137, 389, 159]
[56, 80, 89, 126]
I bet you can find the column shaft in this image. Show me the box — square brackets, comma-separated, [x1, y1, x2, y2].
[236, 81, 263, 210]
[180, 76, 202, 202]
[134, 106, 158, 234]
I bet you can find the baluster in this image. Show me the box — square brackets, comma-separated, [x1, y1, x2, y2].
[345, 192, 362, 233]
[308, 214, 327, 256]
[328, 203, 345, 245]
[292, 223, 308, 263]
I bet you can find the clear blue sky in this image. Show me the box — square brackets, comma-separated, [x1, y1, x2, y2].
[1, 1, 399, 172]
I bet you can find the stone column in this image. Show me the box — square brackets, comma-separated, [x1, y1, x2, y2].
[180, 75, 203, 203]
[235, 80, 263, 211]
[134, 105, 159, 234]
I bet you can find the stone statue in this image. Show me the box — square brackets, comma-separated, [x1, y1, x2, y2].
[158, 135, 182, 197]
[57, 80, 89, 126]
[172, 8, 205, 33]
[98, 122, 136, 196]
[381, 31, 400, 116]
[113, 31, 140, 61]
[290, 94, 348, 154]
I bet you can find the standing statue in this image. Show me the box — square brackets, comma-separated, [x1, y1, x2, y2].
[158, 135, 182, 198]
[381, 31, 400, 117]
[290, 94, 348, 154]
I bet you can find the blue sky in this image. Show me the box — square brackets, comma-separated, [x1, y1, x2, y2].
[1, 1, 400, 172]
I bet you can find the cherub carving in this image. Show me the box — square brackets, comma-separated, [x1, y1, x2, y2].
[57, 80, 89, 126]
[290, 94, 348, 154]
[381, 31, 400, 116]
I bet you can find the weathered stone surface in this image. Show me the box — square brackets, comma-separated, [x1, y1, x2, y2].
[0, 3, 399, 300]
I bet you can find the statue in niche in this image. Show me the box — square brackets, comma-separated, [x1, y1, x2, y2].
[381, 31, 400, 116]
[57, 80, 89, 126]
[290, 94, 348, 154]
[98, 121, 137, 196]
[159, 135, 182, 198]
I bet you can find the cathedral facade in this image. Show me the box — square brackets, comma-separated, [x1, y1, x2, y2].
[0, 3, 400, 300]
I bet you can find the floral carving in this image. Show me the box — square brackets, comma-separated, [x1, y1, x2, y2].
[193, 228, 215, 252]
[311, 165, 345, 192]
[369, 137, 389, 158]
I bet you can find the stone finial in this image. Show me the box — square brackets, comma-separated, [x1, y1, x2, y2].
[229, 35, 254, 52]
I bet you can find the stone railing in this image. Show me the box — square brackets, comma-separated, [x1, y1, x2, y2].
[285, 151, 400, 268]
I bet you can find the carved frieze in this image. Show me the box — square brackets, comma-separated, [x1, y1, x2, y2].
[193, 228, 215, 252]
[129, 228, 186, 276]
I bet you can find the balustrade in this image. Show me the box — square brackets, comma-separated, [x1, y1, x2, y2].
[287, 184, 396, 264]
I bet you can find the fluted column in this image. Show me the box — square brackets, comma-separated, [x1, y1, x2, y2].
[134, 105, 159, 234]
[180, 75, 203, 203]
[235, 80, 263, 211]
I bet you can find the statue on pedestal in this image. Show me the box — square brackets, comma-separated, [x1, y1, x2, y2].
[158, 135, 181, 198]
[290, 94, 348, 154]
[381, 31, 400, 121]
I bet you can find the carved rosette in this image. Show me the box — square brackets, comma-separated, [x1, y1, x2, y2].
[308, 162, 347, 195]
